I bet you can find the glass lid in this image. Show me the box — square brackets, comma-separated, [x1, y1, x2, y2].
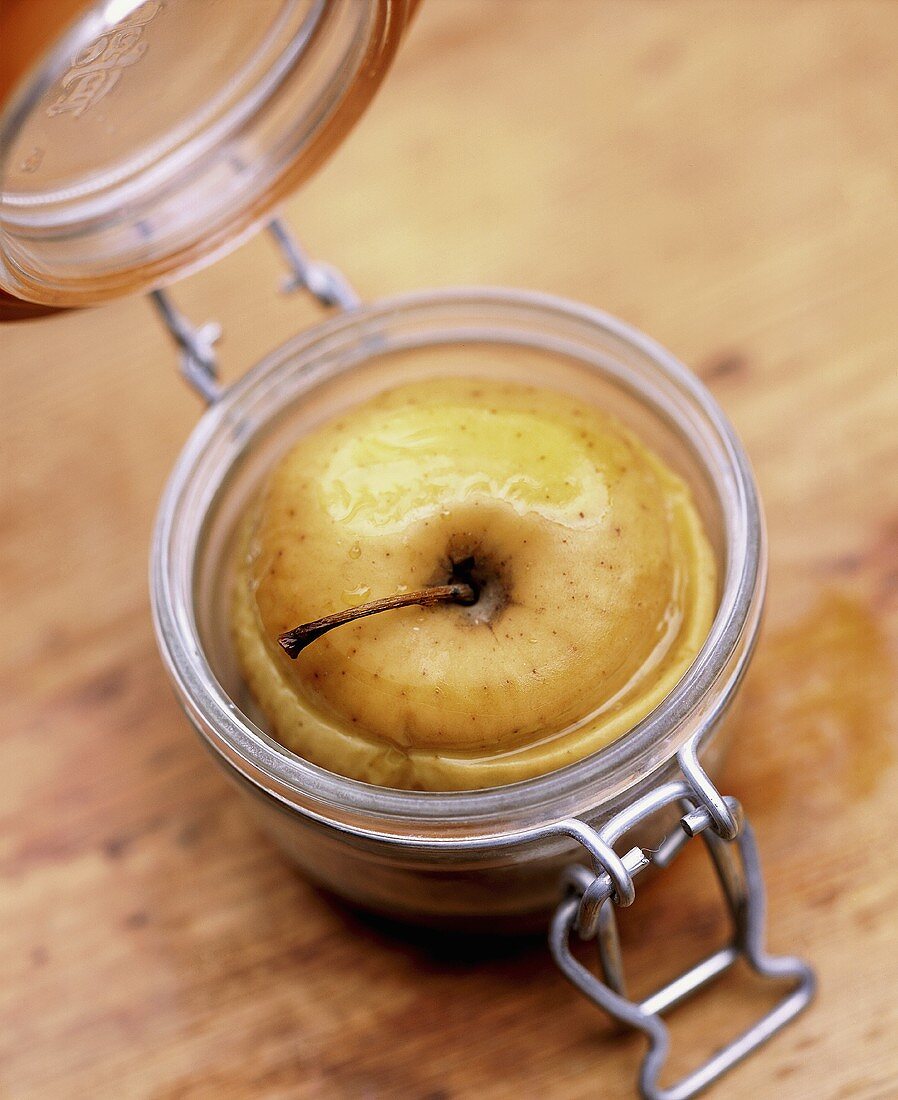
[0, 0, 418, 316]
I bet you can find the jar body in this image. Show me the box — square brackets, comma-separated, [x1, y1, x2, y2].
[152, 289, 764, 930]
[218, 717, 735, 931]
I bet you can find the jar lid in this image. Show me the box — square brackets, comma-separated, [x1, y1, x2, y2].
[0, 0, 417, 318]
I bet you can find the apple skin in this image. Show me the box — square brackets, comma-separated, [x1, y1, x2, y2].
[231, 378, 716, 790]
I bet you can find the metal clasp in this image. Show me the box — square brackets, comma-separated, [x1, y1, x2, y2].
[149, 216, 360, 405]
[548, 738, 815, 1099]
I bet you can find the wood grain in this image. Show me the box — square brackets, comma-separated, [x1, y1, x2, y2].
[2, 2, 897, 1097]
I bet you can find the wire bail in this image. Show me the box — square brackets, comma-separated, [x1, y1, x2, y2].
[547, 737, 815, 1099]
[150, 216, 359, 405]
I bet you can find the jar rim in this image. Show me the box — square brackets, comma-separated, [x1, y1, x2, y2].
[151, 287, 765, 846]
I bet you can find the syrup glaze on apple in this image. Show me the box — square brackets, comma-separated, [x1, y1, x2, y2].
[231, 377, 716, 790]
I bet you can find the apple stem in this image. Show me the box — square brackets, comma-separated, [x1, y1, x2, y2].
[277, 582, 478, 658]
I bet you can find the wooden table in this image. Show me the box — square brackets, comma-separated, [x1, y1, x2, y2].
[3, 2, 897, 1097]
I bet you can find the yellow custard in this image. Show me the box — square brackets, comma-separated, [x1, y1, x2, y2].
[231, 378, 717, 790]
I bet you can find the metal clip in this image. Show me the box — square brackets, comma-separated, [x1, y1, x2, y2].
[677, 738, 742, 840]
[150, 216, 359, 404]
[266, 217, 361, 310]
[149, 289, 222, 405]
[548, 748, 815, 1099]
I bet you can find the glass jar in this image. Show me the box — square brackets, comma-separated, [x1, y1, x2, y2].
[153, 287, 760, 926]
[150, 287, 815, 1096]
[2, 4, 814, 1096]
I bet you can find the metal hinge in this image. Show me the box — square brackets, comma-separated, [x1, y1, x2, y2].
[547, 739, 815, 1100]
[149, 216, 360, 405]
